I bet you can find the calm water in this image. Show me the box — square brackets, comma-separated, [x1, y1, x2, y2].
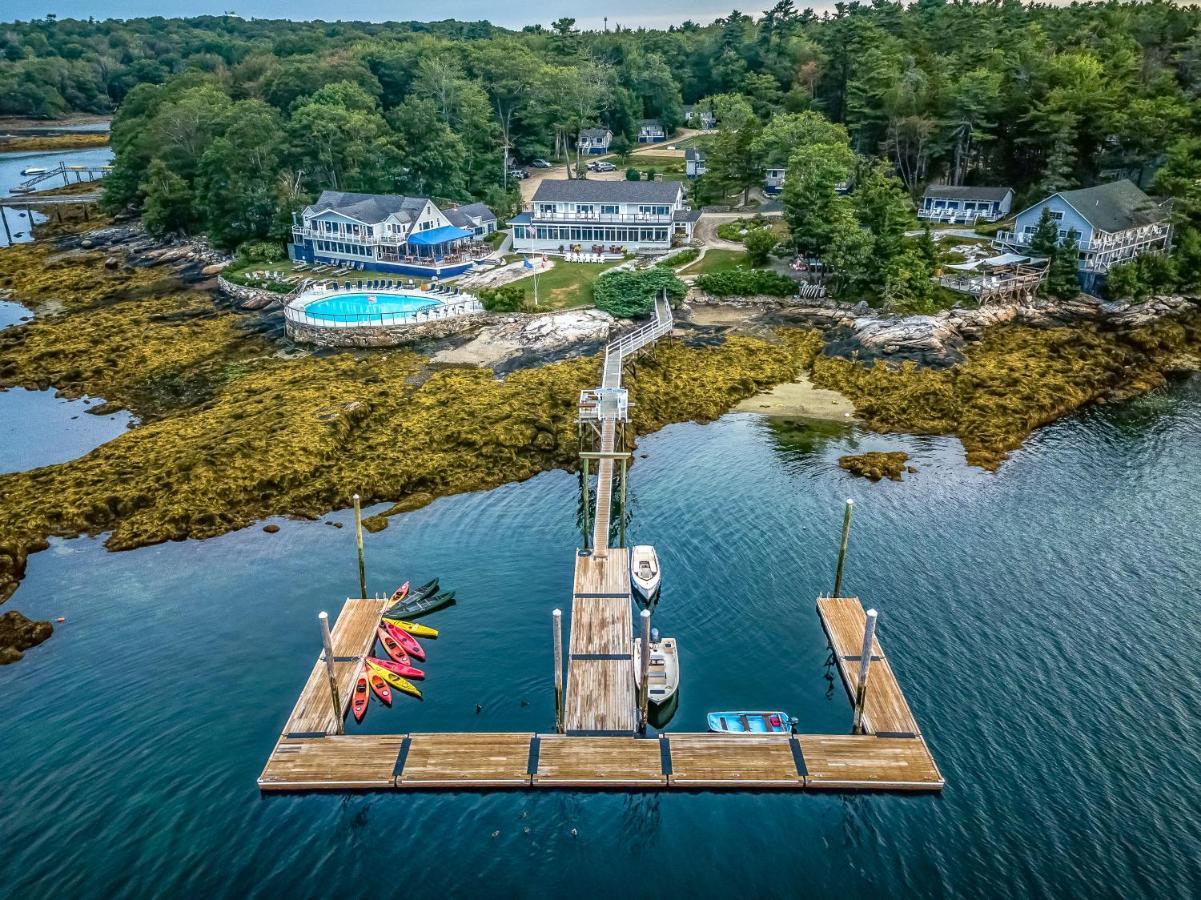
[1, 375, 1200, 896]
[304, 292, 438, 321]
[0, 299, 32, 328]
[0, 388, 135, 473]
[0, 147, 112, 248]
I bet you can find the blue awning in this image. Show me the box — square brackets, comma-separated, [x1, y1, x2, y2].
[407, 225, 473, 246]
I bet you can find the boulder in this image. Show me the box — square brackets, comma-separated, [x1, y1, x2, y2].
[0, 610, 53, 664]
[201, 262, 229, 276]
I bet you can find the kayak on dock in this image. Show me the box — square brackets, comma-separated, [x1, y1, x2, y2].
[384, 621, 425, 661]
[367, 670, 393, 705]
[376, 625, 411, 665]
[381, 616, 438, 639]
[352, 674, 370, 722]
[365, 660, 422, 698]
[385, 589, 455, 620]
[633, 631, 680, 707]
[630, 545, 661, 603]
[706, 711, 794, 734]
[367, 654, 424, 680]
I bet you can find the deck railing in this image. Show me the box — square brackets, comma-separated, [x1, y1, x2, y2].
[284, 285, 483, 329]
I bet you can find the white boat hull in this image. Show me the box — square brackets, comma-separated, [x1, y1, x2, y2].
[630, 544, 660, 601]
[634, 637, 679, 706]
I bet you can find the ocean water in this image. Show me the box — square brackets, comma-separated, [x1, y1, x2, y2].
[1, 375, 1199, 897]
[0, 388, 135, 474]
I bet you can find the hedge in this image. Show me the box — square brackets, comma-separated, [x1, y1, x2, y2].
[694, 267, 798, 297]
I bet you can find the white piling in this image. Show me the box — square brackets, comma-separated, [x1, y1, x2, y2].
[553, 609, 564, 732]
[638, 608, 652, 731]
[319, 611, 344, 735]
[852, 608, 878, 734]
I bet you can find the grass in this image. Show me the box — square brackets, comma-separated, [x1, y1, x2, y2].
[628, 154, 685, 172]
[0, 133, 110, 152]
[520, 259, 626, 310]
[682, 249, 754, 275]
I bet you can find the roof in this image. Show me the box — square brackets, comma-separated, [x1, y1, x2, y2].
[579, 127, 612, 141]
[406, 224, 473, 246]
[306, 191, 427, 225]
[444, 202, 496, 229]
[673, 209, 702, 223]
[639, 119, 664, 130]
[1054, 180, 1170, 233]
[532, 179, 683, 205]
[922, 184, 1013, 202]
[685, 148, 705, 162]
[947, 253, 1044, 272]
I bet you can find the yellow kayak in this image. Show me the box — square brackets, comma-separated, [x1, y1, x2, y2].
[382, 617, 438, 639]
[365, 660, 422, 699]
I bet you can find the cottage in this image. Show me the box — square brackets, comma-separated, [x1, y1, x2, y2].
[578, 128, 613, 155]
[764, 167, 786, 194]
[289, 191, 495, 277]
[919, 185, 1014, 224]
[685, 148, 707, 178]
[638, 119, 667, 143]
[996, 180, 1172, 288]
[683, 105, 716, 129]
[510, 179, 699, 253]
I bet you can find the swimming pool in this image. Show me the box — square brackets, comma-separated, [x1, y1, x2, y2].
[301, 292, 440, 323]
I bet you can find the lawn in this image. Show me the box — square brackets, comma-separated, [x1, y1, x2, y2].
[518, 259, 626, 310]
[680, 249, 754, 275]
[628, 154, 685, 172]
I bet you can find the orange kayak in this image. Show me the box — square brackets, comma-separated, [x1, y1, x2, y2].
[376, 626, 410, 665]
[368, 654, 424, 681]
[384, 621, 425, 661]
[388, 581, 410, 605]
[352, 674, 369, 722]
[367, 671, 393, 704]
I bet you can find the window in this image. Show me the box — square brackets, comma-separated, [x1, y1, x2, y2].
[1049, 210, 1064, 221]
[601, 205, 619, 216]
[576, 204, 595, 217]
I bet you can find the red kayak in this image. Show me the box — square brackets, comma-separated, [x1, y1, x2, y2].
[352, 674, 369, 722]
[384, 621, 425, 661]
[388, 581, 410, 605]
[367, 671, 393, 704]
[376, 626, 411, 665]
[367, 654, 425, 681]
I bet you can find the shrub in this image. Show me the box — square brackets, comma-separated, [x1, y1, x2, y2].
[662, 247, 700, 268]
[626, 167, 640, 181]
[744, 228, 778, 267]
[695, 267, 798, 297]
[593, 266, 687, 317]
[478, 283, 526, 312]
[238, 240, 285, 263]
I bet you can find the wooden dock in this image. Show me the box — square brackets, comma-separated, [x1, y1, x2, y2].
[258, 297, 943, 794]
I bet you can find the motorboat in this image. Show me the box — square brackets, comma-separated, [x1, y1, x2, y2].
[20, 166, 49, 176]
[633, 630, 679, 707]
[630, 544, 660, 602]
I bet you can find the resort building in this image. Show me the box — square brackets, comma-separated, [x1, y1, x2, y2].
[289, 191, 496, 277]
[995, 180, 1172, 288]
[510, 179, 699, 254]
[918, 184, 1014, 224]
[683, 105, 716, 129]
[578, 128, 613, 155]
[638, 119, 667, 143]
[764, 167, 786, 195]
[685, 148, 707, 178]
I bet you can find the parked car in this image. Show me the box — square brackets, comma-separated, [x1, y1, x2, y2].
[530, 158, 552, 168]
[593, 161, 617, 173]
[507, 168, 528, 179]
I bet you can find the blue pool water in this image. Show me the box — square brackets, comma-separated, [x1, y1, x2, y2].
[302, 292, 439, 322]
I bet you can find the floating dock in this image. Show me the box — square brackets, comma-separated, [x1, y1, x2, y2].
[259, 296, 944, 793]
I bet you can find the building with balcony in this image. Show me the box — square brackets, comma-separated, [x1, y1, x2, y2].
[994, 180, 1172, 289]
[578, 128, 613, 154]
[685, 148, 707, 178]
[510, 179, 699, 253]
[638, 119, 667, 143]
[288, 191, 495, 278]
[683, 105, 716, 129]
[919, 184, 1014, 224]
[764, 166, 786, 195]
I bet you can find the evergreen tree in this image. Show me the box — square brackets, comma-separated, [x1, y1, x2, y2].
[1046, 228, 1081, 298]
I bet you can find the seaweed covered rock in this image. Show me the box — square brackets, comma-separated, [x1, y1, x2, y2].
[838, 451, 909, 481]
[0, 610, 53, 664]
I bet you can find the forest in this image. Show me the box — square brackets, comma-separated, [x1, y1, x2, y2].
[3, 2, 1201, 299]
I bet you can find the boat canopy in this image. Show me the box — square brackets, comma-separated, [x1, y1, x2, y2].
[407, 225, 474, 246]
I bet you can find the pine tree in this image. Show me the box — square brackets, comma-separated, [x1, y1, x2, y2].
[1046, 228, 1081, 298]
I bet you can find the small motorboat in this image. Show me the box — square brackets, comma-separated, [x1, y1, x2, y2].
[367, 670, 393, 704]
[388, 580, 411, 604]
[630, 545, 661, 602]
[352, 674, 370, 722]
[633, 631, 680, 707]
[382, 617, 438, 639]
[384, 621, 425, 661]
[20, 166, 48, 176]
[367, 654, 424, 680]
[706, 711, 794, 734]
[385, 589, 455, 620]
[366, 660, 422, 698]
[376, 626, 411, 665]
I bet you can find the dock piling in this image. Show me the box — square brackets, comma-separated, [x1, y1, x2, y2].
[319, 611, 344, 735]
[581, 458, 591, 549]
[851, 608, 878, 734]
[553, 608, 564, 733]
[832, 499, 854, 598]
[353, 493, 366, 598]
[0, 205, 11, 245]
[618, 457, 628, 548]
[638, 608, 651, 731]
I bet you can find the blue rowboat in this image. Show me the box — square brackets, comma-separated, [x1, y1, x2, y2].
[706, 711, 793, 734]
